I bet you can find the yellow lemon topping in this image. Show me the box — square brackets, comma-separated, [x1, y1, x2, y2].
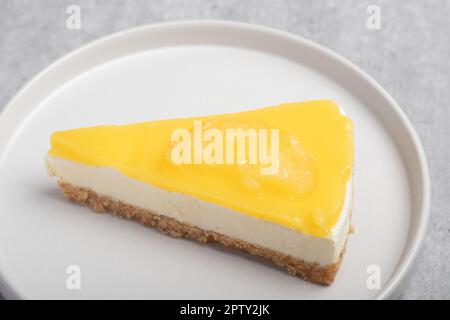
[49, 100, 354, 237]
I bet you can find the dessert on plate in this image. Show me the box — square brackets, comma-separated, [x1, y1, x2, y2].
[45, 100, 354, 285]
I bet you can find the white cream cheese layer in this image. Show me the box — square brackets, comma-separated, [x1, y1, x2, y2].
[46, 156, 351, 265]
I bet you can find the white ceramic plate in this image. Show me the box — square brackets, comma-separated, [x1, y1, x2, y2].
[0, 21, 429, 299]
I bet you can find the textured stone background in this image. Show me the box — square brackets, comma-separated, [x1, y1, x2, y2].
[0, 0, 448, 299]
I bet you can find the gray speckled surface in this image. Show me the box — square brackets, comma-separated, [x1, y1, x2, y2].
[0, 0, 448, 300]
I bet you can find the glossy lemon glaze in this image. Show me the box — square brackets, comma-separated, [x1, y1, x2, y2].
[49, 100, 353, 237]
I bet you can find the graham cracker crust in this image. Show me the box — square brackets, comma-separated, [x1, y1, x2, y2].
[57, 179, 345, 285]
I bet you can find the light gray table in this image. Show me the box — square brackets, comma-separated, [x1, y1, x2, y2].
[0, 0, 448, 300]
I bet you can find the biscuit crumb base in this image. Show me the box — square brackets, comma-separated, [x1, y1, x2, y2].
[58, 179, 346, 285]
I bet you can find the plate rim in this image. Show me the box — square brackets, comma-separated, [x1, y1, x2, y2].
[0, 20, 430, 300]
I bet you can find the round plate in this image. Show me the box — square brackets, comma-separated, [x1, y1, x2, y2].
[0, 21, 430, 299]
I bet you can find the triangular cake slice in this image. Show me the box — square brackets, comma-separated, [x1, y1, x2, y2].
[46, 100, 354, 285]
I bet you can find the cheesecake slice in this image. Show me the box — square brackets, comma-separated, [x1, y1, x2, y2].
[45, 100, 354, 285]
